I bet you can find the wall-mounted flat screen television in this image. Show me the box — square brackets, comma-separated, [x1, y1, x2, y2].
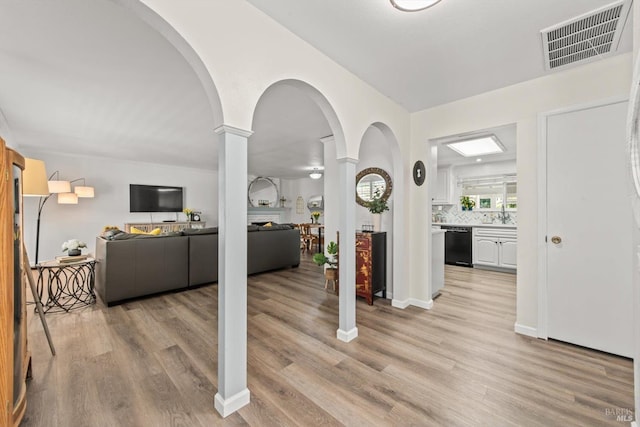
[129, 184, 184, 212]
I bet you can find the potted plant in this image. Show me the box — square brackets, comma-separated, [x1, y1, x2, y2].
[460, 196, 475, 211]
[367, 189, 389, 231]
[313, 241, 338, 281]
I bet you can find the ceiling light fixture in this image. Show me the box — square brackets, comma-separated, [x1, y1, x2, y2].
[390, 0, 442, 12]
[446, 135, 505, 157]
[309, 168, 323, 180]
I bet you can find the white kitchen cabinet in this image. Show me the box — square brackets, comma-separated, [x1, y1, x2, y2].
[433, 167, 453, 205]
[472, 227, 517, 271]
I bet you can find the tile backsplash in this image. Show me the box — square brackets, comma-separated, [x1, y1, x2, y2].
[432, 205, 517, 225]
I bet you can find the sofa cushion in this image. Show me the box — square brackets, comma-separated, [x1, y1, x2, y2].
[182, 227, 218, 235]
[258, 224, 294, 231]
[111, 232, 158, 240]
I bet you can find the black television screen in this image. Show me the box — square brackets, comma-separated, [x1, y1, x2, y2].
[129, 184, 184, 213]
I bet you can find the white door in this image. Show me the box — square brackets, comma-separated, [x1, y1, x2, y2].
[545, 99, 633, 357]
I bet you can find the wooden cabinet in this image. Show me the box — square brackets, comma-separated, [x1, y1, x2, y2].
[0, 138, 30, 426]
[356, 232, 386, 305]
[472, 227, 517, 271]
[433, 167, 453, 205]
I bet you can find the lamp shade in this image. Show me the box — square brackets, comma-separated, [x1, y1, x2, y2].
[48, 180, 71, 194]
[74, 186, 95, 198]
[23, 158, 50, 196]
[57, 192, 78, 204]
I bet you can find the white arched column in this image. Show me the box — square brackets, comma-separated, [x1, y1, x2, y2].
[322, 135, 338, 261]
[337, 156, 358, 342]
[213, 124, 252, 417]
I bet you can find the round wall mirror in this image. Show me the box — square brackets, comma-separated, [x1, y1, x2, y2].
[307, 194, 324, 210]
[355, 167, 392, 207]
[248, 177, 279, 207]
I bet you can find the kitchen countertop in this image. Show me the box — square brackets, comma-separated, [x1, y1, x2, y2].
[431, 229, 446, 235]
[433, 222, 517, 229]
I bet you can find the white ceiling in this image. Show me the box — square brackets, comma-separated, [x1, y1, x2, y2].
[247, 0, 634, 112]
[0, 0, 633, 177]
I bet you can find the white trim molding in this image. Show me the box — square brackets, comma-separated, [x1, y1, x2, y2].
[337, 327, 358, 342]
[409, 298, 434, 310]
[392, 298, 434, 310]
[214, 124, 254, 138]
[214, 389, 250, 418]
[336, 156, 359, 165]
[392, 298, 410, 309]
[514, 322, 538, 338]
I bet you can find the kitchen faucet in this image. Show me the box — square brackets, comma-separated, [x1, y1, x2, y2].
[498, 204, 511, 224]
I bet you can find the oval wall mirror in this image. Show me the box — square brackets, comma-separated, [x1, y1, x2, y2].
[355, 167, 392, 207]
[248, 177, 279, 207]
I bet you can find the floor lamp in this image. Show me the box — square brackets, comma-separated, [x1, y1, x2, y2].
[33, 171, 71, 264]
[22, 158, 56, 356]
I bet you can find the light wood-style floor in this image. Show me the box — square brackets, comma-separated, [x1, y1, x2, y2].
[22, 257, 633, 426]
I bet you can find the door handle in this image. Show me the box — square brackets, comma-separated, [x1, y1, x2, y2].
[551, 236, 562, 244]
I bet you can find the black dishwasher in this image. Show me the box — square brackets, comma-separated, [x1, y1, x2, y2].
[441, 226, 473, 267]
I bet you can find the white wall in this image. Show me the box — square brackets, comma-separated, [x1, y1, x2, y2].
[21, 149, 218, 262]
[280, 177, 324, 224]
[413, 52, 633, 331]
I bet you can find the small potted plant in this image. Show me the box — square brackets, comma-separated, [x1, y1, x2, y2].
[183, 208, 193, 221]
[311, 211, 321, 224]
[62, 239, 87, 256]
[313, 241, 338, 281]
[460, 196, 475, 211]
[367, 189, 389, 231]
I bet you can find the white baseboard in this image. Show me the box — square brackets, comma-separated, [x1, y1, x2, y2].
[392, 298, 410, 309]
[391, 298, 434, 310]
[337, 327, 358, 342]
[409, 298, 434, 310]
[514, 322, 538, 338]
[214, 388, 250, 417]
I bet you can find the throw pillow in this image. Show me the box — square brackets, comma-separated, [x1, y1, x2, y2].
[264, 222, 272, 227]
[149, 228, 162, 235]
[130, 227, 147, 234]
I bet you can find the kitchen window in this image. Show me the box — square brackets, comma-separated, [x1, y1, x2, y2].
[459, 175, 517, 211]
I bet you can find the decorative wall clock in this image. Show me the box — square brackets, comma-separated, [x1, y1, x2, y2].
[413, 160, 426, 186]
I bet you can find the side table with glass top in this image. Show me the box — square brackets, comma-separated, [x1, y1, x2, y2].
[36, 257, 97, 313]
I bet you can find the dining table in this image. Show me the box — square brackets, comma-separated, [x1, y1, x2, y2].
[307, 223, 324, 253]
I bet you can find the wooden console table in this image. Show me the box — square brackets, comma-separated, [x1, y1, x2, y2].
[124, 221, 206, 233]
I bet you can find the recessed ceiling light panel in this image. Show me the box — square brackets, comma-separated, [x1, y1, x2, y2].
[445, 135, 505, 157]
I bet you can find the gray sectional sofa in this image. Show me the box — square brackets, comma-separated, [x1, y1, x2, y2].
[95, 224, 300, 305]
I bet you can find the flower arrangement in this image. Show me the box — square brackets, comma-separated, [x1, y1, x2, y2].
[183, 208, 193, 220]
[367, 189, 389, 214]
[62, 239, 87, 255]
[311, 211, 321, 223]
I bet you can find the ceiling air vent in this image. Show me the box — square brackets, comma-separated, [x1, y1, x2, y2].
[541, 0, 631, 71]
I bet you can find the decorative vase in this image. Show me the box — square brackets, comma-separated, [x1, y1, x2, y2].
[372, 213, 381, 232]
[67, 249, 81, 256]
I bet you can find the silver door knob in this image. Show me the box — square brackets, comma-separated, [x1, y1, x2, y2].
[551, 236, 562, 244]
